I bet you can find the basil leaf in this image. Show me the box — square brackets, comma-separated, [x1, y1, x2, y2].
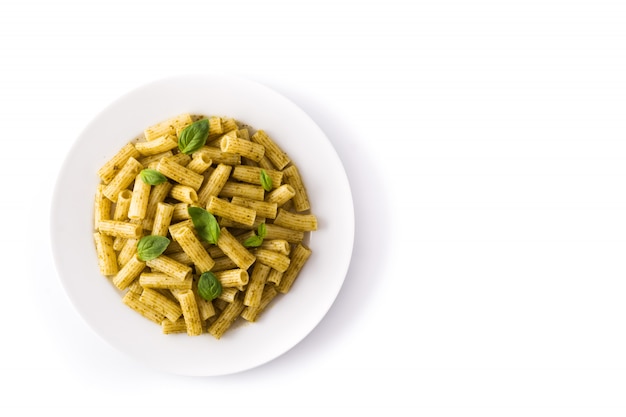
[257, 222, 267, 239]
[243, 235, 264, 248]
[260, 169, 273, 192]
[178, 118, 209, 154]
[198, 271, 222, 301]
[140, 168, 168, 185]
[188, 206, 220, 244]
[136, 235, 170, 261]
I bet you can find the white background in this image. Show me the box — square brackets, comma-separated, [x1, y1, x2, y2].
[2, 0, 626, 415]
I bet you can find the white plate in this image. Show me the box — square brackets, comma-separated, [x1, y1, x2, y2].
[50, 75, 354, 376]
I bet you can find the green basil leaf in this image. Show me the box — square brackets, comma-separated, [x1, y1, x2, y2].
[136, 235, 170, 261]
[243, 235, 264, 248]
[178, 118, 209, 155]
[260, 169, 273, 192]
[198, 271, 222, 301]
[257, 222, 267, 239]
[188, 206, 220, 244]
[140, 168, 168, 185]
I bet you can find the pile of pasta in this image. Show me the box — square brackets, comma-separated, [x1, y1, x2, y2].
[93, 113, 316, 339]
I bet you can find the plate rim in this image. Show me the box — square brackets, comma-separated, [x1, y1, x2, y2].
[50, 74, 355, 375]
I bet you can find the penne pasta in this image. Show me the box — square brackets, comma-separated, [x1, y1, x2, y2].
[178, 290, 202, 336]
[102, 157, 143, 202]
[281, 165, 310, 212]
[139, 287, 183, 322]
[146, 255, 192, 281]
[139, 272, 193, 290]
[123, 291, 166, 324]
[265, 184, 296, 206]
[98, 220, 142, 239]
[276, 244, 312, 293]
[94, 184, 112, 229]
[231, 165, 282, 188]
[220, 135, 265, 162]
[94, 113, 318, 339]
[230, 197, 277, 219]
[243, 263, 270, 307]
[93, 232, 118, 276]
[218, 181, 265, 201]
[273, 208, 318, 231]
[135, 134, 178, 156]
[112, 254, 146, 290]
[207, 297, 245, 339]
[157, 156, 204, 190]
[113, 189, 132, 221]
[195, 146, 241, 166]
[197, 163, 232, 207]
[186, 153, 212, 174]
[216, 227, 256, 270]
[141, 182, 173, 231]
[214, 268, 249, 290]
[144, 113, 193, 141]
[250, 130, 290, 169]
[253, 249, 291, 273]
[151, 202, 175, 236]
[241, 285, 279, 322]
[97, 143, 141, 184]
[171, 225, 215, 273]
[127, 174, 152, 220]
[169, 184, 198, 204]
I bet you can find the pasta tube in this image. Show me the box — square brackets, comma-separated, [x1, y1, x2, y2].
[146, 255, 192, 281]
[141, 182, 173, 231]
[265, 184, 296, 206]
[216, 227, 256, 270]
[123, 291, 165, 324]
[139, 288, 183, 322]
[250, 130, 290, 169]
[128, 174, 152, 220]
[151, 202, 174, 236]
[220, 136, 265, 162]
[94, 184, 112, 229]
[139, 272, 193, 291]
[230, 197, 277, 219]
[161, 318, 187, 334]
[134, 134, 178, 155]
[113, 190, 132, 221]
[98, 220, 142, 239]
[102, 157, 143, 202]
[243, 263, 270, 307]
[253, 249, 291, 273]
[97, 143, 140, 184]
[273, 209, 318, 231]
[241, 285, 278, 322]
[214, 269, 249, 290]
[208, 196, 256, 227]
[93, 232, 118, 276]
[195, 146, 241, 166]
[112, 254, 146, 290]
[218, 181, 265, 201]
[207, 297, 245, 339]
[186, 153, 212, 174]
[144, 113, 193, 141]
[178, 290, 202, 336]
[281, 165, 310, 212]
[157, 156, 204, 190]
[169, 184, 198, 204]
[276, 244, 312, 293]
[232, 165, 282, 188]
[197, 163, 232, 206]
[171, 226, 215, 273]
